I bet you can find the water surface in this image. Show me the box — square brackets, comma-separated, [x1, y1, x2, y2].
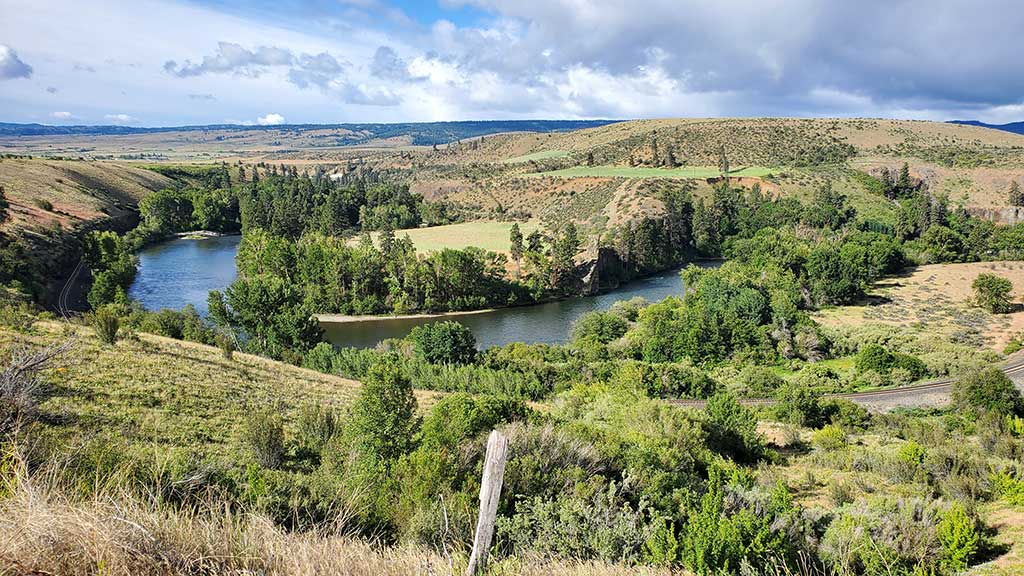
[130, 234, 700, 348]
[128, 235, 241, 315]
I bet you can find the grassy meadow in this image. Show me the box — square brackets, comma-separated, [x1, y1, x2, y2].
[358, 220, 543, 254]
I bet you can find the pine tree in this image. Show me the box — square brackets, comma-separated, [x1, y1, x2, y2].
[878, 167, 893, 197]
[1009, 180, 1024, 206]
[586, 151, 595, 167]
[897, 162, 912, 195]
[718, 145, 729, 179]
[509, 223, 524, 277]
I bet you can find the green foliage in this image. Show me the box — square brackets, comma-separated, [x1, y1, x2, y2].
[571, 310, 629, 345]
[812, 424, 848, 451]
[89, 306, 120, 345]
[704, 393, 764, 462]
[774, 384, 827, 428]
[408, 321, 477, 365]
[296, 403, 337, 455]
[855, 344, 928, 383]
[302, 342, 337, 373]
[952, 367, 1023, 416]
[937, 503, 980, 572]
[243, 407, 285, 469]
[343, 355, 419, 466]
[972, 273, 1014, 314]
[83, 231, 136, 309]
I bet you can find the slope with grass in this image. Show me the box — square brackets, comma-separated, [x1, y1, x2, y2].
[0, 157, 172, 234]
[4, 320, 440, 459]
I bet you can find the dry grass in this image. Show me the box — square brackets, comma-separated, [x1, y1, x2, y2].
[816, 261, 1024, 351]
[0, 452, 669, 576]
[0, 158, 171, 233]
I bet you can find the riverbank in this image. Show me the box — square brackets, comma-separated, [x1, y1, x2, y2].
[316, 308, 497, 324]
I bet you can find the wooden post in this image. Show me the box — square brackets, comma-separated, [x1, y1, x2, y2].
[465, 430, 509, 576]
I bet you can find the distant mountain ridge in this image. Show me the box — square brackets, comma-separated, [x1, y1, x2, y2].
[948, 120, 1024, 135]
[0, 119, 620, 146]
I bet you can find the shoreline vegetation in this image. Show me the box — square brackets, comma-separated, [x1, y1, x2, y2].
[315, 307, 497, 324]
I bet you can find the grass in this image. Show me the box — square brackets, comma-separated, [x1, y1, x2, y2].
[816, 261, 1024, 351]
[0, 455, 664, 576]
[360, 220, 543, 254]
[530, 165, 777, 179]
[4, 321, 440, 460]
[501, 150, 570, 164]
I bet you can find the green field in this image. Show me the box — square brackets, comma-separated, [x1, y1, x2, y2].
[361, 220, 542, 254]
[501, 150, 570, 163]
[531, 165, 776, 179]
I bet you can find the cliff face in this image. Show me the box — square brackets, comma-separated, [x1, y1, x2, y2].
[966, 206, 1024, 225]
[577, 246, 628, 296]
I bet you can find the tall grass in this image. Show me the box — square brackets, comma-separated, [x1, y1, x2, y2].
[0, 448, 670, 576]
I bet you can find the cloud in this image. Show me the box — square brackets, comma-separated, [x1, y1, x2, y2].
[0, 45, 33, 79]
[46, 86, 58, 94]
[370, 46, 410, 81]
[256, 113, 285, 125]
[51, 111, 76, 120]
[188, 93, 217, 101]
[164, 42, 294, 77]
[286, 52, 346, 88]
[104, 113, 139, 123]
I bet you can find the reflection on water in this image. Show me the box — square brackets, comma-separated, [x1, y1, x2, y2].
[321, 268, 696, 349]
[128, 235, 241, 315]
[130, 234, 708, 349]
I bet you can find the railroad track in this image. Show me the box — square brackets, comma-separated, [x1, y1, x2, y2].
[669, 357, 1024, 409]
[56, 258, 84, 320]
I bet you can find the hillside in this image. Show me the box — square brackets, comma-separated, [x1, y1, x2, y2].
[396, 118, 1024, 231]
[3, 320, 440, 460]
[0, 157, 172, 233]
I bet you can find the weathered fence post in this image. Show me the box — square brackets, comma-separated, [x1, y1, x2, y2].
[465, 429, 509, 575]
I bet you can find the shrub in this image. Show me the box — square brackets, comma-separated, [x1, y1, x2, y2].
[812, 424, 848, 451]
[343, 355, 418, 465]
[937, 503, 980, 572]
[571, 311, 629, 344]
[296, 403, 337, 454]
[143, 309, 184, 339]
[704, 392, 763, 462]
[243, 407, 285, 469]
[774, 384, 826, 428]
[408, 321, 477, 365]
[735, 365, 785, 397]
[952, 367, 1022, 416]
[0, 301, 35, 332]
[90, 306, 120, 345]
[215, 331, 235, 360]
[303, 342, 337, 373]
[972, 273, 1014, 314]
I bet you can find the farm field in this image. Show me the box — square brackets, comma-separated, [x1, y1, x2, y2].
[816, 261, 1024, 351]
[358, 220, 542, 254]
[530, 165, 776, 179]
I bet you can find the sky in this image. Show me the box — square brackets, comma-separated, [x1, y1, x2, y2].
[1, 0, 1024, 127]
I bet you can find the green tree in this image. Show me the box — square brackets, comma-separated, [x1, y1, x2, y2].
[571, 311, 629, 344]
[972, 272, 1014, 313]
[409, 320, 477, 365]
[717, 144, 729, 178]
[509, 223, 524, 276]
[953, 366, 1022, 416]
[347, 355, 419, 465]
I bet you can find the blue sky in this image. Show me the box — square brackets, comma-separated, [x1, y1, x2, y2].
[2, 0, 1024, 126]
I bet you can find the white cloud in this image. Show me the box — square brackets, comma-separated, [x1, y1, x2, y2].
[256, 113, 285, 125]
[2, 0, 1024, 124]
[104, 113, 138, 123]
[0, 44, 33, 79]
[51, 111, 76, 120]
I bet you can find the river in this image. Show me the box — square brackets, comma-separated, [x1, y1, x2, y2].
[129, 235, 693, 349]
